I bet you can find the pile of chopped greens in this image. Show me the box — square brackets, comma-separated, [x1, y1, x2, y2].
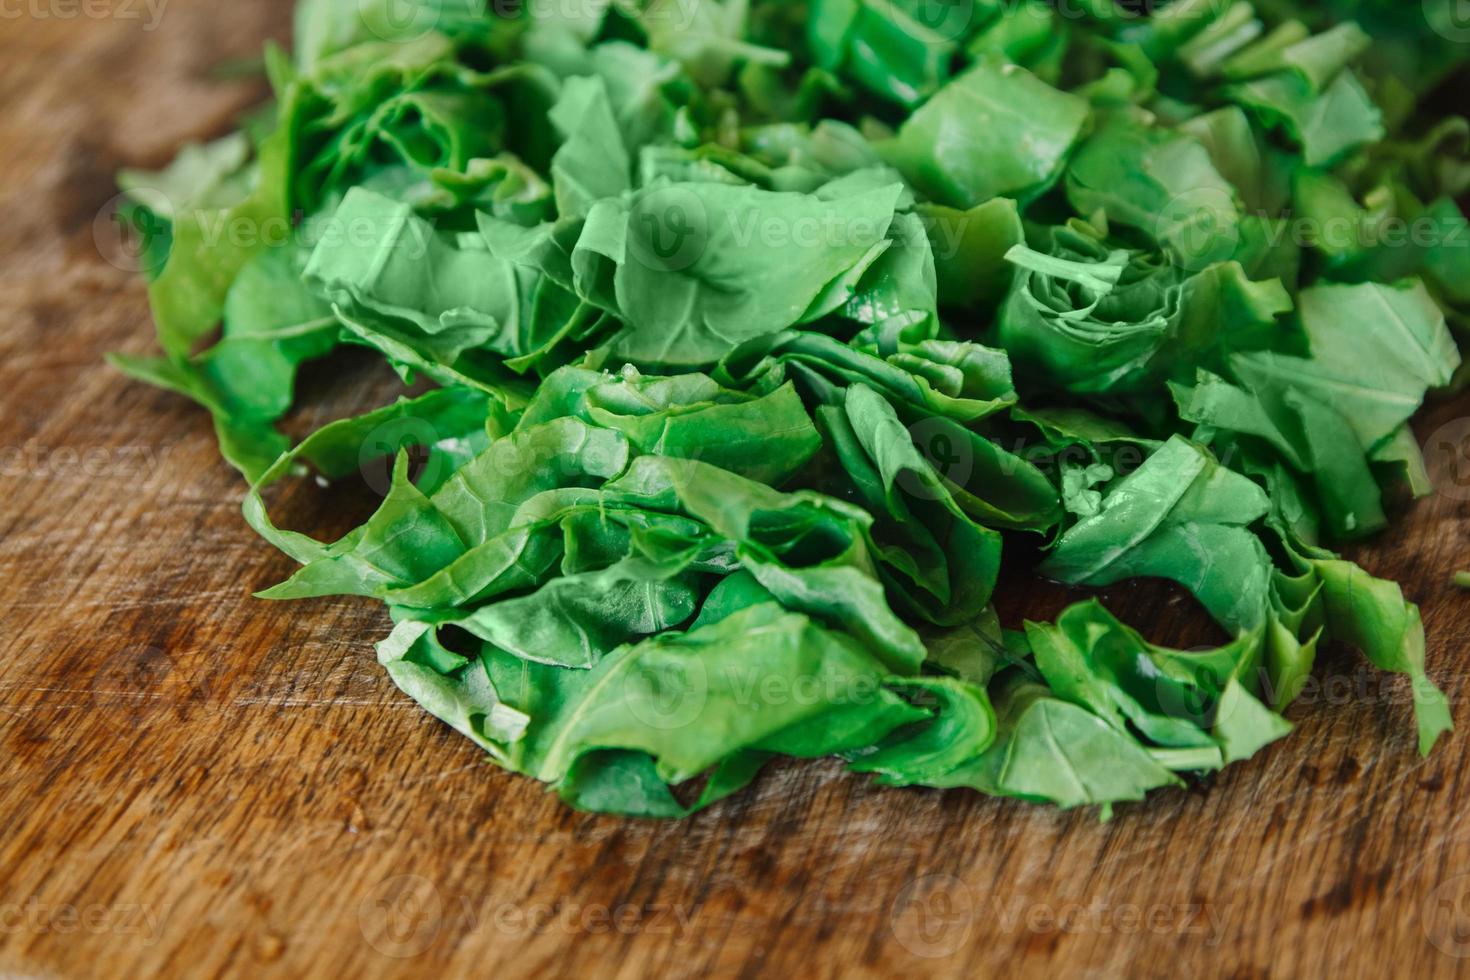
[112, 0, 1470, 817]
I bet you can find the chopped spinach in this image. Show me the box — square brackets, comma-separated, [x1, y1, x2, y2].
[114, 0, 1467, 817]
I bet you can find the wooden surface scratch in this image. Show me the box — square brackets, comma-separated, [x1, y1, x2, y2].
[3, 4, 1470, 977]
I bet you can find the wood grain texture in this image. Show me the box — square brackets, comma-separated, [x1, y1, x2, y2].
[2, 5, 1469, 978]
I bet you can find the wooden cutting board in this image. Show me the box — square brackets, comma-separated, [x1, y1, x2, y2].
[3, 4, 1469, 977]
